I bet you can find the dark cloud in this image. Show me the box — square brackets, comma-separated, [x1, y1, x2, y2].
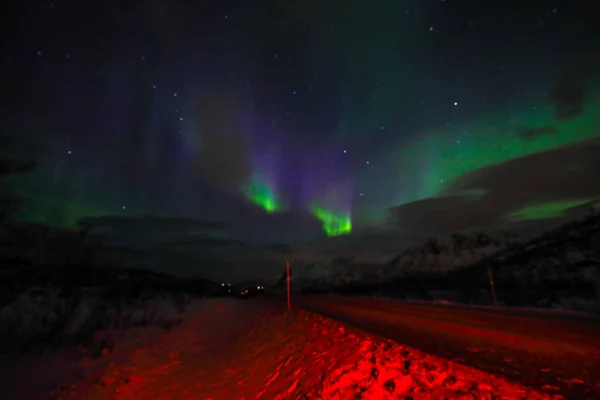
[189, 95, 253, 192]
[161, 236, 244, 248]
[79, 215, 230, 235]
[388, 194, 492, 234]
[79, 214, 291, 279]
[101, 243, 229, 277]
[102, 240, 284, 281]
[0, 159, 37, 176]
[548, 53, 599, 120]
[263, 243, 294, 255]
[516, 125, 557, 139]
[447, 137, 600, 201]
[550, 69, 586, 120]
[388, 138, 600, 235]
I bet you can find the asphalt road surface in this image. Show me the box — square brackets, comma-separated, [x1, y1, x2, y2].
[296, 295, 600, 399]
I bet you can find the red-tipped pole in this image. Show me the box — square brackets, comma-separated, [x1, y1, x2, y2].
[286, 260, 291, 309]
[488, 267, 498, 305]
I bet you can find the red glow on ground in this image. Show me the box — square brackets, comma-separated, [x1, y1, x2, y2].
[49, 299, 560, 399]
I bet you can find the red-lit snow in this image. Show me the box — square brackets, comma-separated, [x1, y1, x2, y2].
[37, 298, 560, 399]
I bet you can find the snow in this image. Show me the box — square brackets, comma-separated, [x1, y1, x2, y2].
[5, 298, 562, 400]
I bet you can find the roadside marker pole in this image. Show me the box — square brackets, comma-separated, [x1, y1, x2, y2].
[488, 267, 498, 305]
[286, 260, 291, 309]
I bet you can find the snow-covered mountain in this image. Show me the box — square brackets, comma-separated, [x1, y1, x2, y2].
[289, 232, 509, 291]
[285, 213, 600, 313]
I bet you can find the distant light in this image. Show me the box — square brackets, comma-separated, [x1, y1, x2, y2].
[122, 205, 127, 210]
[152, 85, 156, 89]
[179, 117, 183, 121]
[366, 160, 370, 164]
[257, 285, 261, 289]
[453, 101, 458, 106]
[380, 126, 385, 130]
[141, 56, 145, 61]
[173, 93, 178, 97]
[342, 149, 347, 154]
[292, 91, 297, 95]
[36, 51, 42, 56]
[67, 150, 72, 155]
[221, 283, 225, 286]
[227, 283, 231, 286]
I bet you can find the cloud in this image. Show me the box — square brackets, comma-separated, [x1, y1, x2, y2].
[446, 137, 600, 201]
[550, 65, 587, 120]
[388, 194, 493, 234]
[189, 95, 253, 192]
[79, 215, 230, 235]
[262, 243, 294, 255]
[388, 138, 600, 235]
[0, 159, 37, 176]
[80, 214, 291, 280]
[161, 236, 244, 248]
[516, 125, 557, 139]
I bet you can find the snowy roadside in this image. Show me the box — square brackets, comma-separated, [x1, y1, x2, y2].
[39, 298, 561, 400]
[0, 299, 219, 400]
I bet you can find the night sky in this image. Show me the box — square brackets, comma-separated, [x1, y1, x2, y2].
[1, 0, 599, 279]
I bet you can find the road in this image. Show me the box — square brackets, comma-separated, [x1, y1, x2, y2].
[296, 294, 600, 399]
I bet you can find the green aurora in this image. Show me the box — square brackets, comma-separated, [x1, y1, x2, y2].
[311, 207, 352, 237]
[244, 181, 283, 213]
[8, 97, 600, 236]
[397, 99, 600, 204]
[509, 199, 599, 222]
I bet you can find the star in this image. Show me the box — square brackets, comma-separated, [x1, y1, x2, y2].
[173, 93, 178, 97]
[122, 205, 127, 210]
[67, 150, 72, 155]
[453, 101, 458, 106]
[342, 149, 347, 154]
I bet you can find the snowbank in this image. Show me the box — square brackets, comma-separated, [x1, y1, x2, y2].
[48, 299, 559, 399]
[0, 264, 220, 355]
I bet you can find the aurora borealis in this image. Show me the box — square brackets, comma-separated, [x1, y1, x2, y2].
[1, 0, 599, 279]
